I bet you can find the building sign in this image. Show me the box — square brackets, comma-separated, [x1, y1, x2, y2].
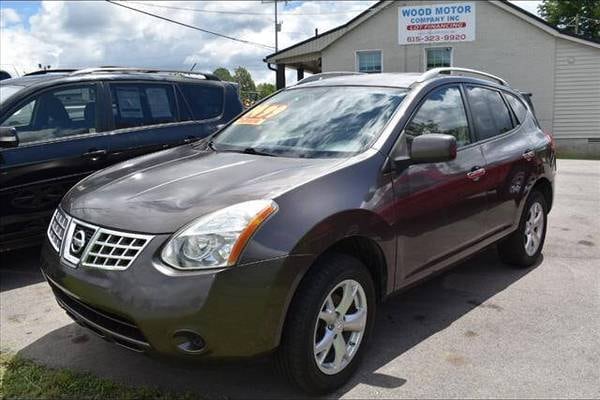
[398, 2, 476, 44]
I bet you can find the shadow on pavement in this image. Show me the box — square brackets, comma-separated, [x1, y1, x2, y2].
[0, 246, 45, 292]
[8, 247, 541, 399]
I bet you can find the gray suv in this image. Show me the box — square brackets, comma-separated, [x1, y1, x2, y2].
[41, 68, 555, 394]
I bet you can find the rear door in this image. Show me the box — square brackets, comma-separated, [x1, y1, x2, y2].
[0, 82, 109, 247]
[391, 84, 490, 281]
[465, 85, 536, 232]
[104, 81, 198, 165]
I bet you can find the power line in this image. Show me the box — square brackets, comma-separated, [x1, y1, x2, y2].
[127, 1, 370, 16]
[105, 0, 274, 50]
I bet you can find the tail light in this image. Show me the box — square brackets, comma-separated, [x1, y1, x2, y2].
[544, 130, 556, 152]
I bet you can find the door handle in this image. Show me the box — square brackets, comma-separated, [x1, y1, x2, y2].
[183, 136, 197, 144]
[83, 149, 107, 161]
[467, 167, 486, 181]
[522, 149, 536, 161]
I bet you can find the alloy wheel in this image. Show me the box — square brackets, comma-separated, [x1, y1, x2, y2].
[313, 279, 367, 375]
[524, 201, 544, 256]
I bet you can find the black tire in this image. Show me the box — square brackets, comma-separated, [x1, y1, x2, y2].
[276, 253, 376, 394]
[498, 190, 548, 267]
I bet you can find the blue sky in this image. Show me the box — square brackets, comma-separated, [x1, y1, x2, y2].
[0, 1, 543, 82]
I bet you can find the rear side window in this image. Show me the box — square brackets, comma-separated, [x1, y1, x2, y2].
[466, 86, 513, 140]
[179, 84, 224, 120]
[505, 92, 529, 125]
[110, 84, 177, 129]
[405, 85, 471, 148]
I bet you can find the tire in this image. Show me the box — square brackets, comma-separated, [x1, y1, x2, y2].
[498, 190, 548, 267]
[277, 253, 376, 394]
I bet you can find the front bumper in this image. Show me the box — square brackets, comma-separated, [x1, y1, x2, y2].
[41, 236, 309, 359]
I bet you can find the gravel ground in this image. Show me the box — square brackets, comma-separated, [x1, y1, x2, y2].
[1, 159, 599, 399]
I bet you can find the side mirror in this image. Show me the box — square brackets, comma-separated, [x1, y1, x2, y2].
[0, 127, 19, 148]
[409, 133, 457, 164]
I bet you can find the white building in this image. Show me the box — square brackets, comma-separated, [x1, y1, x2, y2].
[264, 0, 600, 158]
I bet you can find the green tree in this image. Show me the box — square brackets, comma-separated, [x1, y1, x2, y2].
[233, 66, 256, 93]
[213, 67, 234, 81]
[538, 0, 600, 39]
[257, 83, 276, 99]
[232, 67, 257, 106]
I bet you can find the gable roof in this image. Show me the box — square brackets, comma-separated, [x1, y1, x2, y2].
[264, 0, 600, 64]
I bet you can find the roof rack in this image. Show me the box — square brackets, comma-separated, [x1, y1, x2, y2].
[415, 67, 508, 86]
[69, 67, 220, 81]
[295, 71, 365, 85]
[24, 69, 79, 76]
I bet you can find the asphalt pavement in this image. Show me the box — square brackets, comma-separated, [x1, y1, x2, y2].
[1, 159, 599, 399]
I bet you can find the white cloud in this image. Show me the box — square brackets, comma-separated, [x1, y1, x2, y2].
[0, 1, 541, 83]
[0, 8, 21, 28]
[0, 0, 375, 83]
[509, 1, 542, 16]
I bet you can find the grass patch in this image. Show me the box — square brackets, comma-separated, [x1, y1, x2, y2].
[0, 353, 196, 400]
[556, 153, 600, 160]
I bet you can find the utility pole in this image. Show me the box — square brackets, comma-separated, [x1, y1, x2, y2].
[263, 0, 284, 52]
[274, 0, 278, 52]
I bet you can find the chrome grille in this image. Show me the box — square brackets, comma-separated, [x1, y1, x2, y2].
[47, 209, 69, 252]
[80, 229, 152, 270]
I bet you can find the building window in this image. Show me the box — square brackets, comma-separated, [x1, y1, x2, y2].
[425, 47, 452, 70]
[357, 50, 382, 73]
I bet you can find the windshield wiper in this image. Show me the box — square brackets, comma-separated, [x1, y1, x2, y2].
[217, 146, 278, 157]
[241, 147, 278, 157]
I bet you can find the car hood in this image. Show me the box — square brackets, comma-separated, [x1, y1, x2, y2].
[62, 145, 344, 234]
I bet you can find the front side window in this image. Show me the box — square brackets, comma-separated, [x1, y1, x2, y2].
[0, 85, 97, 145]
[179, 83, 224, 120]
[110, 83, 177, 129]
[405, 86, 471, 148]
[505, 92, 529, 125]
[426, 47, 452, 70]
[466, 86, 514, 140]
[357, 51, 382, 73]
[212, 86, 406, 158]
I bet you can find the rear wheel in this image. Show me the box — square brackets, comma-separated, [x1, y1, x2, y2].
[498, 190, 547, 267]
[277, 253, 376, 394]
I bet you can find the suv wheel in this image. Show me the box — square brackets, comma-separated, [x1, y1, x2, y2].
[277, 253, 376, 394]
[498, 190, 548, 267]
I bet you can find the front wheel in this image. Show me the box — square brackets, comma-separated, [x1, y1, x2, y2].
[498, 190, 548, 267]
[277, 253, 376, 394]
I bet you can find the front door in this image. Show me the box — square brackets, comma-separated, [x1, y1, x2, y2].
[0, 83, 108, 249]
[390, 85, 490, 282]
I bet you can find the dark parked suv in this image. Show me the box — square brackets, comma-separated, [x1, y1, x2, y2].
[41, 68, 555, 394]
[0, 67, 243, 252]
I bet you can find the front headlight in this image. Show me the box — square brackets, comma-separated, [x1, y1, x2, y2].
[161, 200, 278, 270]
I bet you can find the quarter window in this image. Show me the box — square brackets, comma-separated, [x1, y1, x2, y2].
[425, 48, 452, 70]
[357, 50, 382, 73]
[179, 84, 224, 120]
[405, 86, 471, 148]
[466, 86, 514, 140]
[0, 85, 98, 145]
[505, 92, 529, 125]
[110, 84, 177, 129]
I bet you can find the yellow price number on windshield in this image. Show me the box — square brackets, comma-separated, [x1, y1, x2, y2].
[235, 103, 288, 125]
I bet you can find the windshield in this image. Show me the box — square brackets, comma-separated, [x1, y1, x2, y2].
[0, 85, 24, 105]
[212, 86, 407, 158]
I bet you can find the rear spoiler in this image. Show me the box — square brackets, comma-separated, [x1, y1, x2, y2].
[519, 91, 536, 115]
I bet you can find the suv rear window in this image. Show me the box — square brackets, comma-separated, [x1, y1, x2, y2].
[179, 84, 224, 120]
[466, 86, 513, 140]
[505, 92, 529, 125]
[110, 83, 177, 129]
